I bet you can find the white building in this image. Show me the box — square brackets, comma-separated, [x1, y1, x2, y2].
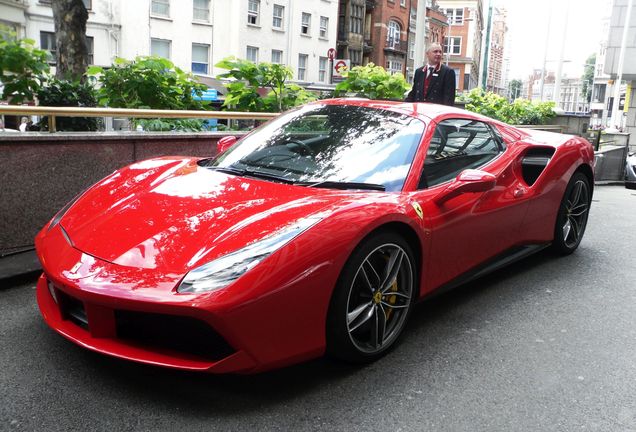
[0, 0, 339, 85]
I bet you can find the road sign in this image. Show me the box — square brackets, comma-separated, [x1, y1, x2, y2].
[327, 48, 336, 60]
[333, 59, 350, 80]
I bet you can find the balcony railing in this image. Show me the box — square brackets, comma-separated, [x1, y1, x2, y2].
[385, 38, 407, 53]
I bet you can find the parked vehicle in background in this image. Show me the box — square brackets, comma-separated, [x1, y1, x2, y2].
[626, 152, 636, 189]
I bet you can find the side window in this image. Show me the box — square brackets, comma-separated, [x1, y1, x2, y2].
[419, 118, 503, 189]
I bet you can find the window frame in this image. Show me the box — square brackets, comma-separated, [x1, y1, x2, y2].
[444, 36, 462, 55]
[248, 0, 260, 26]
[150, 38, 172, 59]
[298, 53, 308, 80]
[246, 45, 259, 63]
[318, 56, 327, 82]
[445, 8, 464, 25]
[193, 0, 210, 22]
[319, 16, 329, 38]
[301, 12, 311, 35]
[40, 31, 57, 64]
[418, 118, 505, 189]
[151, 0, 170, 17]
[271, 49, 283, 64]
[192, 43, 210, 74]
[272, 4, 284, 29]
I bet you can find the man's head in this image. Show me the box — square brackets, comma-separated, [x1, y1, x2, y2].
[426, 43, 443, 66]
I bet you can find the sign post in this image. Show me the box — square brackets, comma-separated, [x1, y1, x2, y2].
[327, 48, 336, 84]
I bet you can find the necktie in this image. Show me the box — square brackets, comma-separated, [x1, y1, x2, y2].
[423, 66, 435, 99]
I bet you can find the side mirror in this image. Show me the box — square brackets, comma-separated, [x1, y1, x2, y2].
[216, 136, 238, 154]
[434, 169, 497, 204]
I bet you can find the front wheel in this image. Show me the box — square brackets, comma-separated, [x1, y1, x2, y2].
[551, 172, 591, 255]
[326, 232, 416, 363]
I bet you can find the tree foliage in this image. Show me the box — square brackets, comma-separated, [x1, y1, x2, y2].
[0, 27, 50, 103]
[333, 63, 409, 100]
[581, 53, 596, 101]
[216, 56, 316, 112]
[460, 88, 556, 125]
[508, 79, 523, 100]
[36, 77, 100, 131]
[88, 56, 209, 131]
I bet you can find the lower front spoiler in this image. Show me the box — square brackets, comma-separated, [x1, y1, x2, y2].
[35, 274, 258, 373]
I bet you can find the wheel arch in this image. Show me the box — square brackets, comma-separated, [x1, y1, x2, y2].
[574, 163, 594, 197]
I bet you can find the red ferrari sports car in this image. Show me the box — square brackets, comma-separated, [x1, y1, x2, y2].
[35, 99, 594, 373]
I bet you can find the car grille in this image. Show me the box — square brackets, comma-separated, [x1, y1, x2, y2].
[52, 283, 235, 362]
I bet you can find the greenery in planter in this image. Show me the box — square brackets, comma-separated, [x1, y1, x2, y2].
[0, 27, 50, 104]
[36, 78, 101, 131]
[333, 63, 409, 100]
[216, 57, 316, 113]
[459, 88, 556, 125]
[88, 56, 209, 131]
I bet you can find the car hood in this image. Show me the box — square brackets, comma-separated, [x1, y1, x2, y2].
[60, 157, 345, 273]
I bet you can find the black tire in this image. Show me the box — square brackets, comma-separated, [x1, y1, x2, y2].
[326, 232, 416, 363]
[551, 171, 591, 255]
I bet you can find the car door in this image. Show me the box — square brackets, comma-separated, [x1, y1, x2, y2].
[408, 117, 531, 293]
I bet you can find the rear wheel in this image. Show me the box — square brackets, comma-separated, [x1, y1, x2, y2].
[551, 172, 591, 255]
[327, 233, 416, 363]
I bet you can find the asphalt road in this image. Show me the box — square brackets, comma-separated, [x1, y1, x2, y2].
[2, 185, 635, 432]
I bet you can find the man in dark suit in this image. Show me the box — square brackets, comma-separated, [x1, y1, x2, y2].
[405, 42, 456, 106]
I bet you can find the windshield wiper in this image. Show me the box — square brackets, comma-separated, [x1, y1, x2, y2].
[209, 166, 295, 184]
[295, 180, 386, 191]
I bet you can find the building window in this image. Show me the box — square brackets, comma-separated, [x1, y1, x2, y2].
[387, 20, 401, 41]
[151, 0, 170, 17]
[151, 38, 171, 58]
[319, 16, 329, 38]
[248, 0, 260, 25]
[350, 4, 363, 34]
[40, 31, 56, 63]
[409, 39, 415, 60]
[192, 43, 209, 74]
[301, 12, 311, 35]
[319, 56, 327, 82]
[298, 54, 308, 80]
[445, 8, 463, 25]
[386, 60, 403, 74]
[273, 4, 284, 29]
[453, 68, 461, 88]
[86, 36, 94, 64]
[444, 36, 461, 55]
[193, 0, 210, 21]
[246, 45, 259, 63]
[349, 49, 362, 66]
[272, 49, 283, 64]
[400, 0, 406, 6]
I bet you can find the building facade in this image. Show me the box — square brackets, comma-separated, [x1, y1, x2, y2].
[0, 0, 339, 86]
[436, 0, 483, 92]
[486, 6, 506, 95]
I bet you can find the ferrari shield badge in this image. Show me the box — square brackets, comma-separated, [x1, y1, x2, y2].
[411, 201, 424, 220]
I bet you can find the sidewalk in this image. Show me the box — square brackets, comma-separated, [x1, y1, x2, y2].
[0, 250, 41, 286]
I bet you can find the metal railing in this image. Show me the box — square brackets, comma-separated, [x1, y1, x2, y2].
[0, 105, 279, 132]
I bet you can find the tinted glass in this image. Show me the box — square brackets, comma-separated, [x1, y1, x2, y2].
[209, 104, 425, 192]
[419, 118, 502, 188]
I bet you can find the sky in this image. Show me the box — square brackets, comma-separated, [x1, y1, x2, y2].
[498, 0, 612, 81]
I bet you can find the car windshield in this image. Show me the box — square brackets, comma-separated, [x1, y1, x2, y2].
[204, 104, 425, 192]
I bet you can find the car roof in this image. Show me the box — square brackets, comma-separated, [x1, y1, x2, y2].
[315, 98, 529, 140]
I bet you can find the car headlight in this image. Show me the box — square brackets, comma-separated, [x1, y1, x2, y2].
[177, 215, 323, 294]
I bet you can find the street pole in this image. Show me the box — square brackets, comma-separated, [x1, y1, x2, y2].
[539, 1, 553, 101]
[608, 0, 634, 132]
[552, 0, 571, 111]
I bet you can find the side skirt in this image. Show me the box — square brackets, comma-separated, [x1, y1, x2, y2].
[421, 243, 551, 301]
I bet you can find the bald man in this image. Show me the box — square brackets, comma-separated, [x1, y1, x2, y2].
[405, 43, 456, 106]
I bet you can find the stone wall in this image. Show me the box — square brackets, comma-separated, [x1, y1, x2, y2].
[0, 132, 243, 255]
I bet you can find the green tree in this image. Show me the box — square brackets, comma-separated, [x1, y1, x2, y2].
[460, 88, 556, 125]
[0, 27, 50, 103]
[508, 79, 523, 100]
[581, 53, 596, 101]
[88, 56, 208, 131]
[36, 77, 100, 131]
[51, 0, 89, 81]
[333, 63, 409, 100]
[216, 56, 316, 112]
